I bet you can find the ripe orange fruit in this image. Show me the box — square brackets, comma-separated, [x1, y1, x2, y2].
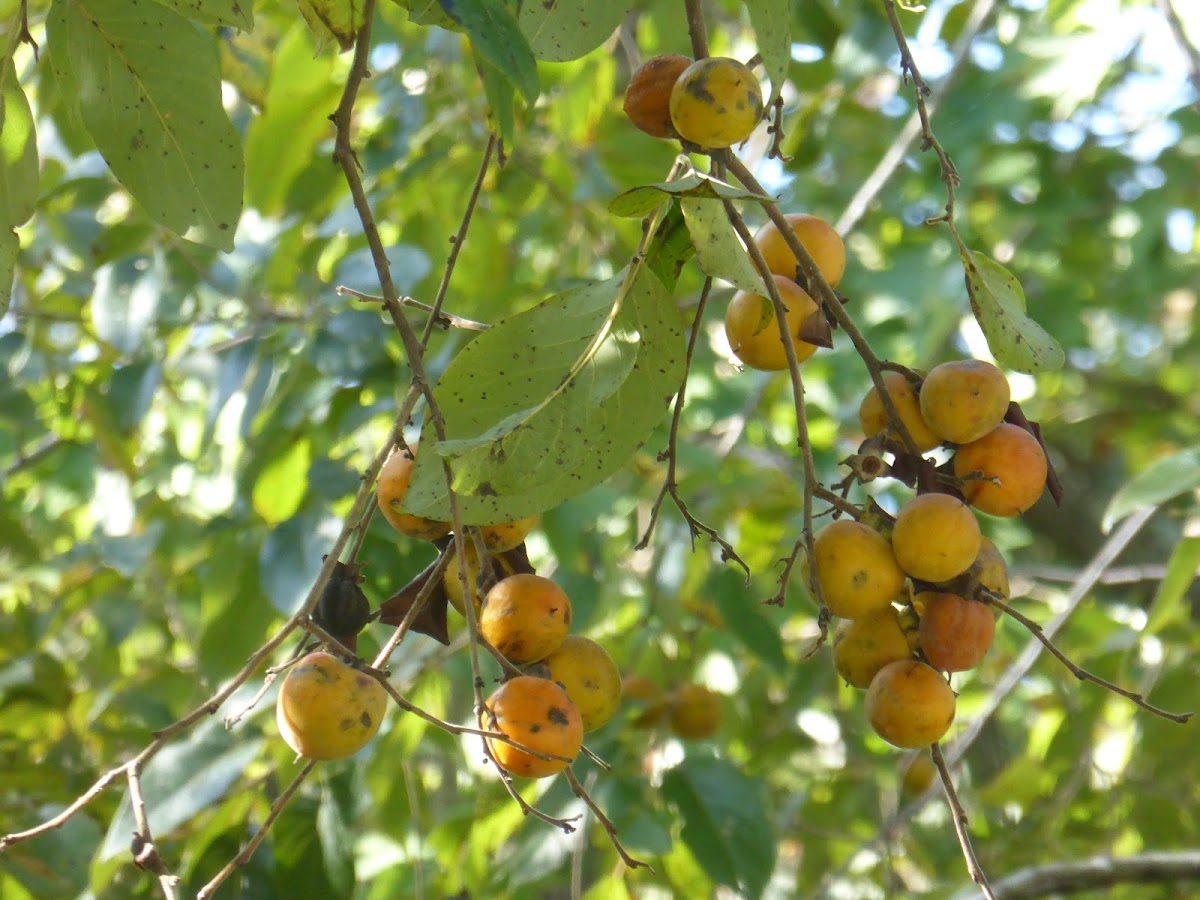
[810, 519, 906, 619]
[479, 574, 572, 664]
[918, 359, 1011, 445]
[858, 370, 940, 452]
[668, 682, 723, 739]
[752, 213, 846, 288]
[543, 635, 622, 732]
[915, 591, 996, 672]
[479, 515, 539, 553]
[623, 54, 692, 138]
[669, 56, 763, 148]
[376, 445, 451, 540]
[891, 493, 981, 584]
[832, 605, 913, 689]
[275, 651, 388, 760]
[724, 274, 820, 371]
[482, 676, 583, 778]
[953, 423, 1048, 517]
[865, 659, 956, 749]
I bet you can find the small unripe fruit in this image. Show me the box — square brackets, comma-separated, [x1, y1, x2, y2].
[833, 605, 913, 689]
[916, 591, 996, 672]
[891, 493, 981, 584]
[623, 54, 693, 138]
[543, 635, 622, 732]
[953, 423, 1048, 517]
[669, 683, 723, 739]
[919, 359, 1011, 445]
[724, 274, 820, 371]
[866, 659, 956, 749]
[858, 371, 941, 452]
[811, 519, 906, 619]
[483, 676, 583, 778]
[901, 750, 938, 795]
[377, 446, 451, 540]
[752, 213, 846, 288]
[669, 57, 764, 149]
[275, 652, 388, 760]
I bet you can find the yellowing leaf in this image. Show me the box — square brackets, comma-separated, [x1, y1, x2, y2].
[963, 250, 1064, 373]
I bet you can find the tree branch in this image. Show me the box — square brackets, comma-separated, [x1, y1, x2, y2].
[951, 849, 1200, 899]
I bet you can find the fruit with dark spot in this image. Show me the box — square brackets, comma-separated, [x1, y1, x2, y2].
[482, 675, 583, 778]
[479, 574, 572, 664]
[479, 514, 539, 553]
[543, 635, 622, 732]
[669, 56, 764, 148]
[275, 651, 388, 760]
[376, 445, 451, 540]
[753, 213, 846, 288]
[724, 274, 820, 371]
[623, 54, 693, 138]
[810, 519, 906, 619]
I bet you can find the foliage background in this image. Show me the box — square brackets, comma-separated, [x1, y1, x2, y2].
[2, 0, 1199, 897]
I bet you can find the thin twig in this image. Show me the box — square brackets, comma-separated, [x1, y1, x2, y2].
[336, 285, 491, 332]
[565, 769, 651, 871]
[682, 0, 709, 59]
[932, 743, 996, 899]
[985, 593, 1193, 723]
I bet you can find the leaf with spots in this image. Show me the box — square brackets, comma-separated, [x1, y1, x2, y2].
[745, 0, 789, 110]
[963, 249, 1064, 374]
[403, 263, 686, 524]
[609, 173, 760, 218]
[518, 0, 636, 62]
[679, 197, 767, 294]
[51, 0, 243, 251]
[154, 0, 254, 29]
[298, 0, 365, 51]
[442, 0, 539, 104]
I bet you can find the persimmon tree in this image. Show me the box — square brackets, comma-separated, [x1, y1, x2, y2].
[2, 1, 1200, 898]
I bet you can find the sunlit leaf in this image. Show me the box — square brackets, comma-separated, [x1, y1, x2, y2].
[679, 197, 767, 293]
[52, 0, 243, 250]
[0, 228, 16, 317]
[0, 60, 39, 227]
[518, 0, 635, 62]
[404, 264, 685, 523]
[154, 0, 254, 28]
[1145, 536, 1200, 635]
[1102, 447, 1200, 533]
[609, 173, 760, 218]
[745, 0, 789, 110]
[298, 0, 365, 50]
[962, 250, 1064, 373]
[253, 438, 313, 524]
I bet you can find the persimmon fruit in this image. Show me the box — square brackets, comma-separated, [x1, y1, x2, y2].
[858, 370, 940, 452]
[810, 518, 906, 619]
[918, 359, 1011, 445]
[953, 423, 1049, 517]
[669, 56, 763, 149]
[376, 446, 451, 541]
[623, 54, 692, 138]
[479, 574, 572, 664]
[865, 659, 956, 749]
[891, 493, 981, 584]
[916, 591, 996, 672]
[482, 675, 583, 778]
[833, 605, 914, 689]
[543, 635, 622, 732]
[724, 274, 820, 371]
[752, 212, 846, 288]
[669, 683, 723, 740]
[275, 651, 388, 761]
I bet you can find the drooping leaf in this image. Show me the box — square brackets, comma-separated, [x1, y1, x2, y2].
[1101, 447, 1200, 533]
[661, 757, 777, 900]
[0, 228, 16, 317]
[444, 0, 539, 104]
[404, 264, 686, 523]
[474, 49, 516, 149]
[962, 250, 1064, 373]
[253, 438, 312, 525]
[54, 0, 243, 250]
[745, 0, 790, 111]
[396, 0, 460, 29]
[298, 0, 365, 51]
[154, 0, 254, 29]
[679, 197, 767, 293]
[518, 0, 635, 62]
[609, 173, 760, 218]
[0, 60, 40, 227]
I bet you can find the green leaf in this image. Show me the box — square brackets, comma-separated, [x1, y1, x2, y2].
[475, 50, 516, 150]
[661, 757, 777, 899]
[252, 438, 312, 524]
[609, 173, 760, 218]
[56, 0, 243, 250]
[680, 197, 767, 293]
[154, 0, 254, 29]
[404, 264, 686, 523]
[259, 512, 329, 615]
[745, 0, 790, 110]
[0, 59, 39, 227]
[1144, 536, 1200, 635]
[446, 0, 539, 104]
[712, 567, 787, 667]
[298, 0, 365, 51]
[962, 250, 1064, 373]
[518, 0, 635, 62]
[1102, 447, 1200, 533]
[396, 0, 460, 29]
[98, 721, 264, 860]
[0, 228, 16, 318]
[644, 202, 696, 292]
